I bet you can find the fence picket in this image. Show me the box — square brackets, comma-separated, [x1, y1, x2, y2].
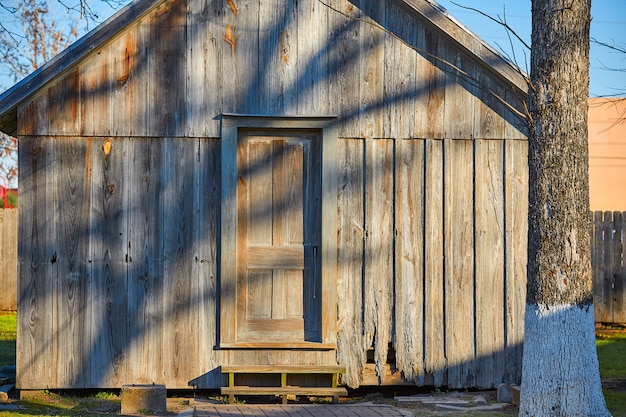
[592, 211, 626, 324]
[614, 212, 625, 323]
[592, 211, 604, 322]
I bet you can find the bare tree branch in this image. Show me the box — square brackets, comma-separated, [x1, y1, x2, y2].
[451, 1, 531, 50]
[591, 37, 626, 55]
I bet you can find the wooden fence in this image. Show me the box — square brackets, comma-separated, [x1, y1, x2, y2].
[593, 211, 626, 324]
[0, 209, 17, 311]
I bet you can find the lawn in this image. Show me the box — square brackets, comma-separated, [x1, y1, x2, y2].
[597, 328, 626, 417]
[0, 311, 16, 366]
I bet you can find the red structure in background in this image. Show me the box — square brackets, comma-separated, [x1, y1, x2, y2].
[0, 177, 16, 209]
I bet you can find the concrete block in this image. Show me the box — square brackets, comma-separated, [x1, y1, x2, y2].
[497, 383, 512, 403]
[435, 404, 468, 411]
[474, 394, 488, 406]
[121, 384, 167, 415]
[510, 384, 521, 406]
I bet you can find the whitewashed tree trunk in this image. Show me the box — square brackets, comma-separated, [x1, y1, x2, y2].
[521, 0, 611, 416]
[521, 305, 609, 416]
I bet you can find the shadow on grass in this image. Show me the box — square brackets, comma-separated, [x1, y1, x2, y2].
[0, 340, 16, 366]
[13, 392, 121, 417]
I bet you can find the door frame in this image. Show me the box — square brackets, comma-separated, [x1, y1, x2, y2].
[219, 114, 338, 349]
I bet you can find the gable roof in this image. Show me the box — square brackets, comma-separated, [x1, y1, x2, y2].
[0, 0, 528, 136]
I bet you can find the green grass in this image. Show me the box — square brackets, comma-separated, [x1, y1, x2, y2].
[0, 311, 16, 365]
[597, 338, 626, 379]
[603, 388, 626, 417]
[597, 336, 626, 417]
[7, 391, 120, 417]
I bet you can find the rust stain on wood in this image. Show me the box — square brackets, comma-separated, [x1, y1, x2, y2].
[224, 24, 236, 54]
[280, 31, 290, 63]
[227, 0, 237, 15]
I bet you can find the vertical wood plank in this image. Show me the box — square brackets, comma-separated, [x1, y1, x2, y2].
[48, 70, 80, 136]
[186, 0, 222, 137]
[109, 29, 142, 137]
[126, 137, 164, 384]
[359, 0, 385, 138]
[151, 0, 187, 136]
[443, 47, 475, 139]
[17, 136, 57, 388]
[473, 68, 506, 140]
[258, 0, 298, 114]
[617, 212, 626, 324]
[504, 139, 527, 385]
[327, 0, 361, 137]
[17, 91, 49, 136]
[424, 138, 445, 385]
[0, 209, 18, 311]
[383, 2, 417, 139]
[89, 136, 128, 387]
[394, 138, 425, 384]
[336, 138, 366, 388]
[443, 138, 475, 388]
[414, 28, 445, 139]
[474, 139, 505, 388]
[134, 13, 153, 137]
[221, 0, 260, 114]
[602, 211, 614, 322]
[162, 138, 198, 386]
[297, 0, 329, 114]
[220, 122, 237, 344]
[194, 138, 222, 387]
[55, 137, 90, 387]
[592, 211, 603, 321]
[79, 48, 111, 136]
[364, 138, 394, 382]
[503, 89, 528, 140]
[612, 213, 624, 323]
[320, 126, 338, 345]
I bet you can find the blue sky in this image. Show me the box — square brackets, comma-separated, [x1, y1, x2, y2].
[435, 0, 626, 98]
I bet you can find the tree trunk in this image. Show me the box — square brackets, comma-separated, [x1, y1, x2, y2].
[521, 0, 610, 416]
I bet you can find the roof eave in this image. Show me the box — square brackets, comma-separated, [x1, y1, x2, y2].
[401, 0, 529, 97]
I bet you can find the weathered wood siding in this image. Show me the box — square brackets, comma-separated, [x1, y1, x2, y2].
[0, 209, 17, 311]
[15, 0, 528, 390]
[17, 0, 527, 140]
[336, 137, 527, 388]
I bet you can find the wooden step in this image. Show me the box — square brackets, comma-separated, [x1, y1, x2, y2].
[221, 365, 345, 374]
[220, 386, 347, 404]
[220, 364, 347, 404]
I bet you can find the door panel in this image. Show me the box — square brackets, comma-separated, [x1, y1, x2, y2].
[236, 131, 321, 343]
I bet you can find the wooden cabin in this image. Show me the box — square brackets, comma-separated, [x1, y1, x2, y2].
[0, 0, 529, 391]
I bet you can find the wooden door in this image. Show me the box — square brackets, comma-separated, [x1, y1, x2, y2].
[236, 131, 322, 343]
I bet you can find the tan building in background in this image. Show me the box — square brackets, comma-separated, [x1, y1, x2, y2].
[589, 98, 626, 211]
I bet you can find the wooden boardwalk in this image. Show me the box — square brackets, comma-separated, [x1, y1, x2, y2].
[183, 404, 411, 417]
